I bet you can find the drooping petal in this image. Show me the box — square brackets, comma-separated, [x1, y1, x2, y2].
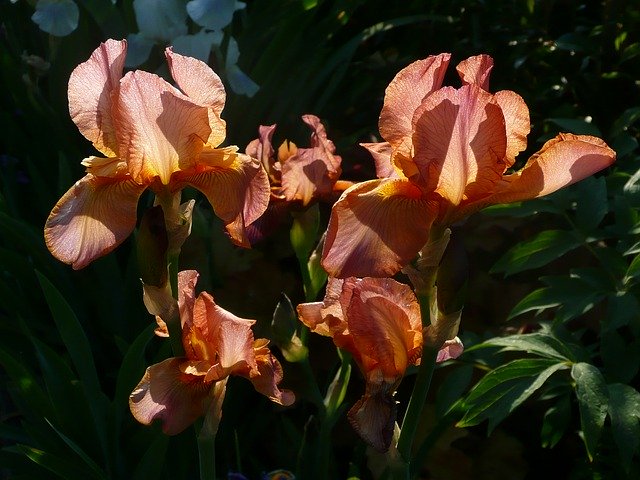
[183, 150, 270, 247]
[479, 133, 616, 207]
[494, 90, 530, 165]
[348, 381, 397, 452]
[165, 47, 227, 147]
[192, 292, 257, 374]
[412, 85, 507, 212]
[116, 70, 211, 185]
[68, 39, 126, 157]
[129, 357, 212, 435]
[360, 142, 398, 179]
[244, 340, 295, 406]
[297, 277, 349, 338]
[379, 54, 451, 150]
[44, 174, 145, 269]
[321, 179, 435, 278]
[456, 54, 494, 90]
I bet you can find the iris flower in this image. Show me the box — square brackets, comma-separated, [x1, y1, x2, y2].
[321, 54, 616, 278]
[130, 270, 294, 435]
[297, 276, 462, 451]
[44, 39, 269, 269]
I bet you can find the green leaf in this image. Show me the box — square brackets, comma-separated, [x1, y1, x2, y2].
[480, 199, 559, 218]
[7, 445, 101, 479]
[35, 272, 109, 462]
[458, 358, 568, 433]
[573, 176, 608, 231]
[473, 333, 575, 362]
[491, 230, 581, 277]
[541, 394, 572, 448]
[607, 383, 640, 472]
[571, 362, 609, 461]
[131, 435, 169, 480]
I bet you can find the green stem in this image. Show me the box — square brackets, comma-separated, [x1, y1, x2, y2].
[165, 251, 184, 356]
[396, 344, 439, 464]
[195, 420, 217, 480]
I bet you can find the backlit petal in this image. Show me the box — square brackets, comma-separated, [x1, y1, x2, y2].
[482, 133, 616, 206]
[456, 54, 494, 90]
[129, 357, 211, 435]
[183, 151, 270, 247]
[68, 39, 126, 157]
[116, 70, 210, 185]
[165, 47, 227, 146]
[412, 85, 507, 210]
[321, 179, 435, 278]
[360, 142, 398, 179]
[245, 124, 277, 177]
[44, 174, 145, 269]
[193, 292, 257, 373]
[379, 54, 451, 150]
[494, 90, 530, 165]
[178, 269, 199, 327]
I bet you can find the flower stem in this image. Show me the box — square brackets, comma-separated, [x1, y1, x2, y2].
[196, 420, 217, 480]
[396, 342, 439, 466]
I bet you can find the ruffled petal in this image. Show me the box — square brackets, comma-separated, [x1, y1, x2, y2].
[183, 150, 270, 247]
[245, 340, 295, 406]
[116, 70, 210, 185]
[129, 357, 212, 435]
[321, 179, 435, 278]
[456, 54, 494, 90]
[44, 174, 145, 269]
[481, 133, 616, 207]
[68, 39, 126, 157]
[412, 84, 507, 211]
[302, 114, 342, 173]
[360, 142, 398, 179]
[245, 124, 277, 177]
[379, 54, 451, 150]
[347, 284, 421, 379]
[494, 90, 530, 165]
[165, 47, 227, 147]
[192, 292, 257, 374]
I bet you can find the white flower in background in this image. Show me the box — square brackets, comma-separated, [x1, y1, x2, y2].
[31, 0, 79, 37]
[126, 0, 258, 96]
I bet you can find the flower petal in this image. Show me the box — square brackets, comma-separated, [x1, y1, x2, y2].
[379, 54, 451, 150]
[183, 150, 270, 247]
[165, 47, 227, 146]
[178, 269, 199, 327]
[348, 382, 397, 452]
[360, 142, 398, 179]
[116, 70, 210, 185]
[347, 283, 421, 378]
[456, 54, 494, 90]
[245, 124, 277, 177]
[245, 341, 295, 406]
[44, 174, 145, 269]
[129, 357, 211, 435]
[412, 85, 507, 212]
[482, 133, 616, 206]
[494, 90, 530, 165]
[321, 179, 435, 278]
[192, 292, 257, 373]
[68, 39, 126, 157]
[436, 337, 464, 363]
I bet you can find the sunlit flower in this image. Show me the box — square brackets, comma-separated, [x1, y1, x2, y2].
[44, 39, 269, 269]
[244, 114, 347, 241]
[321, 54, 616, 278]
[297, 276, 462, 451]
[130, 270, 294, 435]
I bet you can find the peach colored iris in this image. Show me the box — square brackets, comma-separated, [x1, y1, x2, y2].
[297, 276, 461, 452]
[246, 114, 343, 207]
[44, 39, 269, 269]
[129, 270, 294, 435]
[321, 54, 616, 278]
